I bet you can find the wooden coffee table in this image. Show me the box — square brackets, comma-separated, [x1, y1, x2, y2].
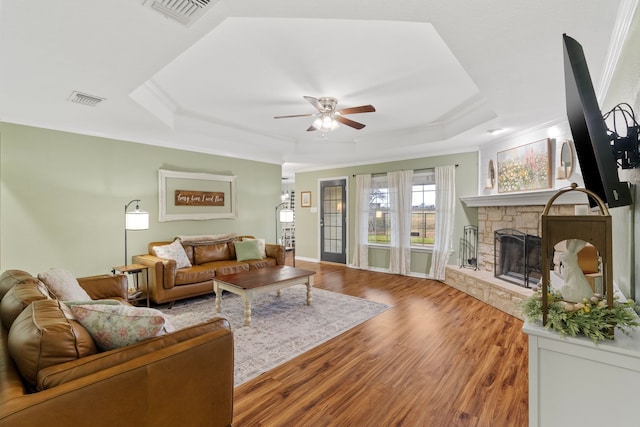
[214, 265, 315, 326]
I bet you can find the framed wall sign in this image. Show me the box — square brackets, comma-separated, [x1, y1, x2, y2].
[497, 138, 552, 193]
[158, 169, 237, 221]
[301, 191, 312, 207]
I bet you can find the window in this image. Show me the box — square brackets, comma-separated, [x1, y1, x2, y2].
[410, 173, 436, 246]
[367, 171, 435, 247]
[368, 176, 389, 244]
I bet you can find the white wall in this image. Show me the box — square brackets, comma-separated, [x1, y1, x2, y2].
[602, 7, 640, 299]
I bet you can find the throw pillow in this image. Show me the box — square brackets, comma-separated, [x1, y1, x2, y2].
[0, 281, 50, 330]
[243, 237, 266, 258]
[70, 304, 173, 351]
[152, 240, 192, 269]
[234, 239, 263, 261]
[37, 268, 91, 301]
[8, 299, 97, 389]
[0, 269, 36, 300]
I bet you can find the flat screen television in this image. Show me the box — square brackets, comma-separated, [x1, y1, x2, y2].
[563, 33, 632, 208]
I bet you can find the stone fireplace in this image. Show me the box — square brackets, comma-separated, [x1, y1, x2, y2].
[445, 189, 587, 319]
[477, 203, 574, 273]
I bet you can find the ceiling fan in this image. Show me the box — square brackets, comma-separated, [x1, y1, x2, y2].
[274, 96, 375, 132]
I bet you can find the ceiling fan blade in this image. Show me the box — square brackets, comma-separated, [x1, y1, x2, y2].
[337, 105, 376, 115]
[306, 124, 318, 132]
[274, 113, 314, 119]
[303, 96, 324, 112]
[335, 115, 366, 130]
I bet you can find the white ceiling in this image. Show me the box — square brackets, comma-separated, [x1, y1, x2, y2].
[0, 0, 636, 178]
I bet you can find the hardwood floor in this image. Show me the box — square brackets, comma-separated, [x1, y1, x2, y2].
[233, 261, 528, 427]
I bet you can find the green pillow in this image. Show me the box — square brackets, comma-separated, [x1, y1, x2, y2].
[234, 239, 263, 261]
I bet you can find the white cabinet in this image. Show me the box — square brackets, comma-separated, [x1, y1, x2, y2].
[523, 321, 640, 427]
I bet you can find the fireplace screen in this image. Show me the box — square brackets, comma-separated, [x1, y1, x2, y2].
[494, 228, 541, 288]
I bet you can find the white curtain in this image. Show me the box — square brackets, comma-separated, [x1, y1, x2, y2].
[388, 170, 413, 275]
[352, 174, 371, 269]
[429, 165, 456, 281]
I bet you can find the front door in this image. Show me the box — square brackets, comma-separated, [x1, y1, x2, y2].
[320, 179, 347, 264]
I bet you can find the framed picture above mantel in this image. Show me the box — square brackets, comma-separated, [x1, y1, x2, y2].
[497, 138, 552, 193]
[158, 169, 237, 221]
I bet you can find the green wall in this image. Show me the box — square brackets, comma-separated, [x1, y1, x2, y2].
[294, 151, 478, 276]
[0, 122, 281, 277]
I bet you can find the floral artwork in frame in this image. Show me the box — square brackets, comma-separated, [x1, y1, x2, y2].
[497, 138, 552, 193]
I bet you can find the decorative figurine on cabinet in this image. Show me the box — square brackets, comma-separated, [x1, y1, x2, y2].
[559, 239, 595, 303]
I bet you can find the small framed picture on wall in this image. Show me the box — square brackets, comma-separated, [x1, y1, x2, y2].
[301, 191, 311, 207]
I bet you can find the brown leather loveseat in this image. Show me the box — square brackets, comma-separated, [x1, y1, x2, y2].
[0, 269, 234, 427]
[134, 234, 285, 307]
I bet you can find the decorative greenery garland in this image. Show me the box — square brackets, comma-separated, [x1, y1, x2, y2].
[520, 287, 640, 343]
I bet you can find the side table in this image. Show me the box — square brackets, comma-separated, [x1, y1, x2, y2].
[112, 263, 149, 307]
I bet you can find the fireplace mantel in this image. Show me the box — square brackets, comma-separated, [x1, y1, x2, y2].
[460, 189, 588, 207]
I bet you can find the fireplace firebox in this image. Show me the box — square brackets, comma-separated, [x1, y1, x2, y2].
[494, 228, 541, 288]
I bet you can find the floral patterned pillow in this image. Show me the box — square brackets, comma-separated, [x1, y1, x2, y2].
[70, 304, 174, 351]
[152, 240, 192, 269]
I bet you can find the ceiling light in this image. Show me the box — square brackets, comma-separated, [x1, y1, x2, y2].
[313, 114, 339, 132]
[488, 128, 505, 135]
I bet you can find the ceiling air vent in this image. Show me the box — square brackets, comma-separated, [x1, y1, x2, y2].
[68, 91, 106, 107]
[142, 0, 217, 27]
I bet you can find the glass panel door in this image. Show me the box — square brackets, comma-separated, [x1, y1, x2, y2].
[320, 179, 346, 264]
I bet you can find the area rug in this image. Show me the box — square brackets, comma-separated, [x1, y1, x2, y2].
[157, 285, 390, 386]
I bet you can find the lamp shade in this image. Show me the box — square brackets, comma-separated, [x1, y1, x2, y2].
[125, 209, 149, 230]
[279, 208, 294, 223]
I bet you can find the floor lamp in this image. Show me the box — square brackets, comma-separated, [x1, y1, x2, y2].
[124, 199, 149, 266]
[275, 202, 294, 245]
[275, 202, 294, 266]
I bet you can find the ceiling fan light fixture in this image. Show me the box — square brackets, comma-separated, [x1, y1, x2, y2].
[314, 115, 339, 132]
[275, 96, 373, 132]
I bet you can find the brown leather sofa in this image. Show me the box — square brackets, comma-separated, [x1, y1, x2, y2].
[134, 234, 285, 307]
[0, 269, 233, 427]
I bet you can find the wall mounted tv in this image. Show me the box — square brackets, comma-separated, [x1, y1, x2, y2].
[563, 33, 632, 208]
